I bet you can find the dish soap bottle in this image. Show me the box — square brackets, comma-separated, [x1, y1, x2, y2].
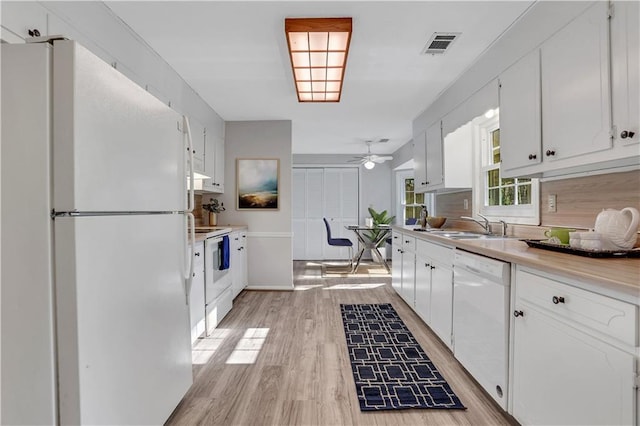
[419, 205, 428, 229]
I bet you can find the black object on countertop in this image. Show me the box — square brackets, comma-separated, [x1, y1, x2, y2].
[523, 239, 640, 258]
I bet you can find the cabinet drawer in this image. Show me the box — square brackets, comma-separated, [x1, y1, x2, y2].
[402, 235, 416, 252]
[416, 239, 453, 266]
[391, 231, 403, 247]
[516, 269, 637, 346]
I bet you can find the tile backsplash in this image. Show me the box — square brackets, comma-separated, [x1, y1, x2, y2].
[194, 194, 204, 226]
[436, 170, 640, 239]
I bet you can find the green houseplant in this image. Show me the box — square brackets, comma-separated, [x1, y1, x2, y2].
[364, 207, 395, 248]
[202, 199, 225, 225]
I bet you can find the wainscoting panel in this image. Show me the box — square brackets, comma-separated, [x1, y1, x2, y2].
[246, 232, 294, 290]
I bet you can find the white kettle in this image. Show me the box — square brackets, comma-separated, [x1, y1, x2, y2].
[594, 207, 639, 250]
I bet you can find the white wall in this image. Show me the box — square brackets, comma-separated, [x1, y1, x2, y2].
[213, 121, 293, 290]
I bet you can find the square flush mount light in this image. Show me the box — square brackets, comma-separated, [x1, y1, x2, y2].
[285, 17, 352, 102]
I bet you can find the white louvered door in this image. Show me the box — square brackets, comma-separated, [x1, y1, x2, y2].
[291, 168, 358, 260]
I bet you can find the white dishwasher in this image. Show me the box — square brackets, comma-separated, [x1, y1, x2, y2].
[453, 249, 510, 410]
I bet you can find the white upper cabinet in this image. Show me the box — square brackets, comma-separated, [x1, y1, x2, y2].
[413, 131, 428, 192]
[213, 134, 225, 192]
[540, 1, 611, 162]
[611, 0, 639, 146]
[500, 49, 542, 175]
[499, 1, 638, 178]
[202, 131, 224, 193]
[0, 2, 47, 43]
[425, 120, 444, 190]
[413, 121, 444, 192]
[188, 118, 205, 174]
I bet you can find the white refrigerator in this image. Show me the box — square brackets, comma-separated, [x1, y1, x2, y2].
[1, 39, 195, 425]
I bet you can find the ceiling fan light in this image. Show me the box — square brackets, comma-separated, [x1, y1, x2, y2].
[364, 160, 375, 169]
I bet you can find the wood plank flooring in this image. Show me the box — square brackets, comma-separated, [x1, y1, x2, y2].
[166, 261, 516, 425]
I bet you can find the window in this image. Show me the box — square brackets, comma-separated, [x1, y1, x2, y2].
[473, 110, 539, 224]
[404, 178, 424, 222]
[396, 169, 434, 225]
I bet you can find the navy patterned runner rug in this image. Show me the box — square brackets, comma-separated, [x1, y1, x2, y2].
[341, 303, 466, 411]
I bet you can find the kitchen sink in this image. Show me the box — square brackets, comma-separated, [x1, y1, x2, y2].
[448, 233, 513, 240]
[411, 228, 513, 240]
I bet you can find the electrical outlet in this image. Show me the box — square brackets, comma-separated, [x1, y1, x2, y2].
[463, 199, 469, 210]
[548, 194, 557, 212]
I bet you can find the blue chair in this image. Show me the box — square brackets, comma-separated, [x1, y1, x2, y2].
[406, 217, 417, 225]
[323, 218, 353, 268]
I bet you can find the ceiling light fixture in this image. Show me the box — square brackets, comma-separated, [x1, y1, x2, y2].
[285, 17, 352, 102]
[363, 160, 375, 170]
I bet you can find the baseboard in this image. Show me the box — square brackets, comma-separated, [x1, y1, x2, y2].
[244, 285, 294, 291]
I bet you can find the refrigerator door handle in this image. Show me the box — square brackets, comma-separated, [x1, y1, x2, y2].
[183, 116, 195, 213]
[184, 212, 195, 304]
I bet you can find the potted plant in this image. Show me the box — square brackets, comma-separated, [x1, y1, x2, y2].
[202, 199, 225, 226]
[364, 207, 395, 261]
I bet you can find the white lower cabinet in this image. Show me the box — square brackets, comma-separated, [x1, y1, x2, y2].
[391, 233, 453, 348]
[189, 241, 205, 343]
[414, 251, 432, 324]
[391, 232, 403, 295]
[427, 258, 453, 348]
[230, 230, 248, 299]
[511, 267, 638, 425]
[400, 235, 416, 306]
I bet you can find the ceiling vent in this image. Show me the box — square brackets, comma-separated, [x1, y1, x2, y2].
[421, 32, 460, 55]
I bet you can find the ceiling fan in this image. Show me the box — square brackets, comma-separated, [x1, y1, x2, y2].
[349, 140, 393, 169]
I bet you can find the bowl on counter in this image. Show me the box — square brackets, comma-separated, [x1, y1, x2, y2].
[426, 216, 446, 228]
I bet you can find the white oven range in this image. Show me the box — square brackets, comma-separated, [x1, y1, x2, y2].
[203, 231, 233, 334]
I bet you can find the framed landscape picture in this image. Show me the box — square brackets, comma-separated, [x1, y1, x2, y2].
[236, 158, 279, 210]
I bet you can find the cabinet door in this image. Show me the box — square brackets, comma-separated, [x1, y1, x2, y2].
[414, 253, 432, 324]
[400, 250, 415, 306]
[541, 2, 611, 162]
[213, 135, 225, 192]
[190, 242, 205, 343]
[391, 233, 403, 295]
[1, 2, 47, 42]
[202, 128, 216, 192]
[425, 121, 443, 189]
[429, 264, 453, 348]
[413, 131, 428, 192]
[500, 49, 542, 173]
[239, 233, 248, 290]
[230, 232, 242, 298]
[611, 0, 639, 146]
[512, 304, 635, 426]
[189, 118, 205, 173]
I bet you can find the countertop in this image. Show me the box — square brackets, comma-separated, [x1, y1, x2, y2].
[392, 226, 640, 304]
[194, 225, 248, 242]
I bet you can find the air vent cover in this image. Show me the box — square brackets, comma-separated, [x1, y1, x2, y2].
[422, 32, 460, 55]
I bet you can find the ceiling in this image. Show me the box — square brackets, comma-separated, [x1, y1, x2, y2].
[105, 1, 534, 155]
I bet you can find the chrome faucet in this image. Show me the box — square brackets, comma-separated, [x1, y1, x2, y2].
[460, 213, 491, 234]
[498, 220, 508, 237]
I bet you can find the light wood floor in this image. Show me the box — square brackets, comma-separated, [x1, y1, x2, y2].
[166, 261, 516, 425]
